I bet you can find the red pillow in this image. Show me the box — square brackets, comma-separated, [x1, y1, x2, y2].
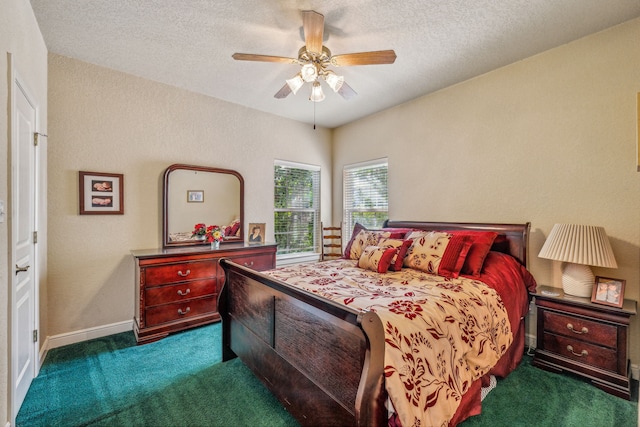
[377, 238, 413, 271]
[447, 230, 498, 277]
[438, 235, 473, 278]
[404, 232, 472, 278]
[357, 246, 397, 273]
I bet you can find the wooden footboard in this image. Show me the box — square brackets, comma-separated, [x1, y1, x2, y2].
[219, 221, 531, 426]
[219, 259, 387, 426]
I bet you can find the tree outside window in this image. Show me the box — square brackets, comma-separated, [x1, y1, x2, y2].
[274, 161, 320, 256]
[343, 159, 388, 233]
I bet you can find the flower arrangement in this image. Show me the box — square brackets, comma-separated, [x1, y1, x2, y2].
[192, 223, 224, 243]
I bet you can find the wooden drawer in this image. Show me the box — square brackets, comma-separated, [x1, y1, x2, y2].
[133, 243, 277, 344]
[228, 253, 274, 271]
[144, 260, 217, 285]
[531, 286, 637, 400]
[542, 332, 617, 372]
[543, 311, 617, 348]
[145, 295, 217, 326]
[145, 279, 217, 307]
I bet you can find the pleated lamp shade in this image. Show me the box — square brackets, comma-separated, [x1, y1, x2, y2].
[538, 224, 617, 297]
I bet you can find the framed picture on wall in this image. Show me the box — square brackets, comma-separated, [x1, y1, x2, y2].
[591, 276, 626, 308]
[79, 171, 124, 215]
[248, 223, 265, 244]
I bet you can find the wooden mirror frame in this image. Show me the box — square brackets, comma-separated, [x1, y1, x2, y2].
[162, 164, 244, 248]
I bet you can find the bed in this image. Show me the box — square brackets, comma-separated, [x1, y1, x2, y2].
[219, 221, 537, 426]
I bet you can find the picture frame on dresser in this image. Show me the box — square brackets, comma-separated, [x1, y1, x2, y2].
[591, 276, 625, 308]
[248, 223, 265, 244]
[78, 171, 124, 215]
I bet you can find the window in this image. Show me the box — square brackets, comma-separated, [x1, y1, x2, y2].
[343, 159, 388, 233]
[274, 160, 321, 257]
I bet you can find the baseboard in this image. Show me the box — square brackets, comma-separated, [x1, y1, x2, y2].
[632, 363, 639, 381]
[38, 336, 49, 371]
[46, 320, 133, 350]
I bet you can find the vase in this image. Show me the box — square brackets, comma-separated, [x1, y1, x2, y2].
[211, 240, 220, 250]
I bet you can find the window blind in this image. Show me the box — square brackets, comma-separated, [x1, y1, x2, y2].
[343, 159, 388, 233]
[274, 161, 321, 256]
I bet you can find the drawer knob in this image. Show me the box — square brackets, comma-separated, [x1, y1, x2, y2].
[566, 345, 588, 357]
[177, 269, 191, 277]
[566, 323, 588, 334]
[244, 261, 254, 267]
[177, 289, 190, 296]
[178, 307, 191, 315]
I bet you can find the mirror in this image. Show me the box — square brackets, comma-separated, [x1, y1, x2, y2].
[163, 164, 244, 247]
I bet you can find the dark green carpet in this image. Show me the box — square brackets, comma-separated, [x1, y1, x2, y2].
[16, 323, 298, 427]
[460, 354, 638, 427]
[17, 323, 637, 426]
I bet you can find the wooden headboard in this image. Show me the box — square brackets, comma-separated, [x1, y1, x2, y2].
[383, 220, 531, 268]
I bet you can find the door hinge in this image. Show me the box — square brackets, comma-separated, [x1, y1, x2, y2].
[33, 231, 38, 244]
[33, 330, 38, 342]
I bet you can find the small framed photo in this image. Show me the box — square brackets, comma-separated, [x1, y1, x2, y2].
[591, 276, 626, 308]
[187, 190, 204, 203]
[79, 171, 123, 215]
[248, 223, 265, 244]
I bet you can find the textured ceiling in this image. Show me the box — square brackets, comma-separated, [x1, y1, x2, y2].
[30, 0, 640, 128]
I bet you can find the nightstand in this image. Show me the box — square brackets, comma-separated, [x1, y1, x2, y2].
[531, 285, 637, 400]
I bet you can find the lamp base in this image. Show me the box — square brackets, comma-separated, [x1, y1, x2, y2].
[561, 263, 595, 297]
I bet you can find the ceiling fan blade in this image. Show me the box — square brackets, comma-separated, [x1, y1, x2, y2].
[274, 83, 292, 99]
[337, 81, 357, 100]
[330, 50, 397, 66]
[232, 53, 297, 64]
[302, 10, 324, 55]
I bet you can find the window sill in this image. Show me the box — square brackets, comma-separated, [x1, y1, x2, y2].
[276, 253, 321, 267]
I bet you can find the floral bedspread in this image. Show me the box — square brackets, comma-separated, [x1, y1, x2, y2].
[265, 259, 513, 427]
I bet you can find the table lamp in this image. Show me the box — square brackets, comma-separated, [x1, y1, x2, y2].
[538, 224, 617, 297]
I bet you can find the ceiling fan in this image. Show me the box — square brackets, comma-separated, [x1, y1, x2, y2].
[232, 10, 397, 102]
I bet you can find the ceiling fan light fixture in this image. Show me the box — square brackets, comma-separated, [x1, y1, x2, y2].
[324, 71, 344, 92]
[309, 81, 325, 102]
[286, 74, 304, 94]
[232, 10, 397, 105]
[300, 63, 318, 82]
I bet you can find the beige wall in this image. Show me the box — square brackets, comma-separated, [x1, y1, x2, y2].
[46, 54, 332, 335]
[333, 18, 640, 366]
[1, 0, 48, 424]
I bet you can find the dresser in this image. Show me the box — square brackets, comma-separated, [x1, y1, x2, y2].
[531, 285, 637, 400]
[132, 242, 277, 344]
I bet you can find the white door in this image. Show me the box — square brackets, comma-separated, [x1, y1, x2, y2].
[11, 74, 39, 422]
